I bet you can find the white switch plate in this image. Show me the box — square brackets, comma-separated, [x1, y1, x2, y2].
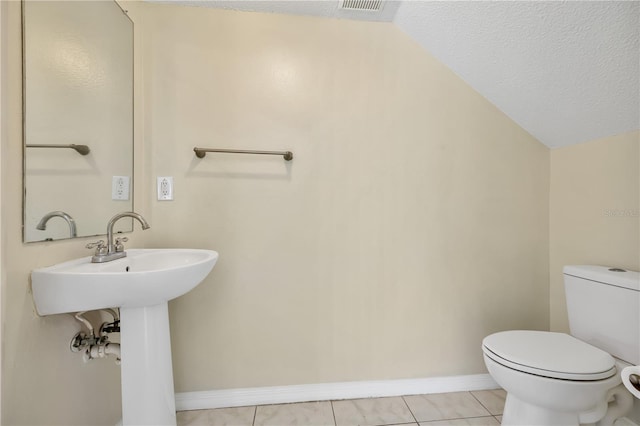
[157, 177, 174, 201]
[112, 176, 130, 200]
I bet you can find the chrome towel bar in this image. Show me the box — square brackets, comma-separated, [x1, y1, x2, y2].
[193, 147, 293, 161]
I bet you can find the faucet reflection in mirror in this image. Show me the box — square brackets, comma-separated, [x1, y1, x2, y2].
[36, 211, 77, 238]
[87, 212, 150, 263]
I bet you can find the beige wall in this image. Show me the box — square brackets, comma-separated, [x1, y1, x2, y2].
[140, 3, 550, 392]
[0, 2, 147, 424]
[549, 131, 640, 332]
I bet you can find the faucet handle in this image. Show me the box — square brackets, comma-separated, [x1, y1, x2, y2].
[86, 240, 107, 255]
[114, 237, 129, 253]
[86, 240, 106, 250]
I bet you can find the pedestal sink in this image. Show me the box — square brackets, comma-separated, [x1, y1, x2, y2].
[31, 249, 219, 425]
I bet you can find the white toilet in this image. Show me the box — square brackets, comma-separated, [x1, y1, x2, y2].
[483, 265, 640, 426]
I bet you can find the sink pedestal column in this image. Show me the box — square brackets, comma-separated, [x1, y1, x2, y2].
[120, 302, 177, 425]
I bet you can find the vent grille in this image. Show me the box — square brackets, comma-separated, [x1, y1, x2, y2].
[340, 0, 384, 12]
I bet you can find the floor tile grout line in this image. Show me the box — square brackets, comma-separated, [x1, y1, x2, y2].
[469, 390, 494, 417]
[330, 400, 338, 426]
[400, 395, 420, 425]
[421, 415, 499, 422]
[251, 405, 257, 426]
[332, 397, 421, 426]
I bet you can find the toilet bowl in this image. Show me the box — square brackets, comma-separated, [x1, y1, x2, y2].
[483, 330, 632, 425]
[483, 266, 640, 426]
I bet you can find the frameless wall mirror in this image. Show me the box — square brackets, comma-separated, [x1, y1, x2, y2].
[22, 0, 134, 242]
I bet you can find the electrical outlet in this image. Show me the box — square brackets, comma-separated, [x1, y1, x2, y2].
[157, 177, 174, 201]
[112, 176, 130, 200]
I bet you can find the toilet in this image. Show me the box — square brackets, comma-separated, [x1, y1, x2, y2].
[483, 265, 640, 426]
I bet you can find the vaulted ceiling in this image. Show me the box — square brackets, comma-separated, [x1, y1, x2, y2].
[154, 1, 640, 149]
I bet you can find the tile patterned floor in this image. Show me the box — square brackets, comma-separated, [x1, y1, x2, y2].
[177, 389, 506, 426]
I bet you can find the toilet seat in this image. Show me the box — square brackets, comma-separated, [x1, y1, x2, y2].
[483, 330, 616, 381]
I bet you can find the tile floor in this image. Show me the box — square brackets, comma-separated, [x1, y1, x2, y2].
[177, 389, 506, 426]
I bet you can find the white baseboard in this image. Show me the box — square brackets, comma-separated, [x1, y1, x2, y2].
[175, 373, 499, 411]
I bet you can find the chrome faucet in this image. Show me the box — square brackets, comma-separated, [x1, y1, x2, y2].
[36, 211, 77, 238]
[87, 212, 150, 263]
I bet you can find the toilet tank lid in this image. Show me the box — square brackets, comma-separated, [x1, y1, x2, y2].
[563, 265, 639, 292]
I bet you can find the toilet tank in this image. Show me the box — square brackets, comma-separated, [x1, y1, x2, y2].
[564, 265, 640, 365]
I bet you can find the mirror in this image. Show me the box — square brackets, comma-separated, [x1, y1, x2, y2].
[22, 0, 134, 242]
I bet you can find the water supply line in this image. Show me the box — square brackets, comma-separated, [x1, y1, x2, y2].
[101, 308, 119, 322]
[99, 308, 120, 335]
[74, 311, 94, 338]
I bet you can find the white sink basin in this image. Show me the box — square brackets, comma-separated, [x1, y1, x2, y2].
[31, 248, 218, 425]
[32, 248, 218, 316]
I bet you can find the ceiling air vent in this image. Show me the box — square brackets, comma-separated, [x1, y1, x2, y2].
[339, 0, 384, 12]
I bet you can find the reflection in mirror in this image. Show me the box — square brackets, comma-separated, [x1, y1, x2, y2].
[23, 0, 134, 242]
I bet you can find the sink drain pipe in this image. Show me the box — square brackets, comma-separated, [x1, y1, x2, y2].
[88, 341, 121, 364]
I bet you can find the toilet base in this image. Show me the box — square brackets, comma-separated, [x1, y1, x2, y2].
[502, 393, 581, 426]
[500, 387, 634, 426]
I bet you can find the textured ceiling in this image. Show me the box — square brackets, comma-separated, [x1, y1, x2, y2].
[151, 0, 640, 148]
[394, 1, 640, 149]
